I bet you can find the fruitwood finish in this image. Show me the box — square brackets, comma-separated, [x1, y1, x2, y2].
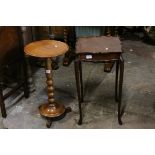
[24, 40, 69, 58]
[74, 36, 124, 125]
[24, 40, 71, 128]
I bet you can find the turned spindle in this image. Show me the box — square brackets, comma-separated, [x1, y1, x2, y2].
[46, 58, 55, 104]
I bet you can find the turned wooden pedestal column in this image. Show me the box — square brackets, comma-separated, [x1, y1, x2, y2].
[24, 40, 71, 128]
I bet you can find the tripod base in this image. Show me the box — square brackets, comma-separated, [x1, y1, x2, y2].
[39, 102, 71, 128]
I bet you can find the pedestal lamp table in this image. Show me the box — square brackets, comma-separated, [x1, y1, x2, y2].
[24, 40, 71, 128]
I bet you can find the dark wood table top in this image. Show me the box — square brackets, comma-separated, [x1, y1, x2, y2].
[76, 36, 122, 54]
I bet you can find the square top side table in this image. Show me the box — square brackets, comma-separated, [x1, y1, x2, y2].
[74, 36, 124, 125]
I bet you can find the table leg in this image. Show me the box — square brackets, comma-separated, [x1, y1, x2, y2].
[0, 84, 7, 118]
[74, 60, 83, 125]
[79, 61, 83, 102]
[115, 60, 119, 102]
[25, 57, 35, 93]
[118, 56, 124, 125]
[22, 57, 29, 98]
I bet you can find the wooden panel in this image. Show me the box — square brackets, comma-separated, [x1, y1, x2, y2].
[32, 26, 75, 42]
[33, 26, 67, 40]
[0, 26, 21, 66]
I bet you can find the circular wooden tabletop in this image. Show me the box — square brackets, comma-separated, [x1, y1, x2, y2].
[24, 40, 69, 58]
